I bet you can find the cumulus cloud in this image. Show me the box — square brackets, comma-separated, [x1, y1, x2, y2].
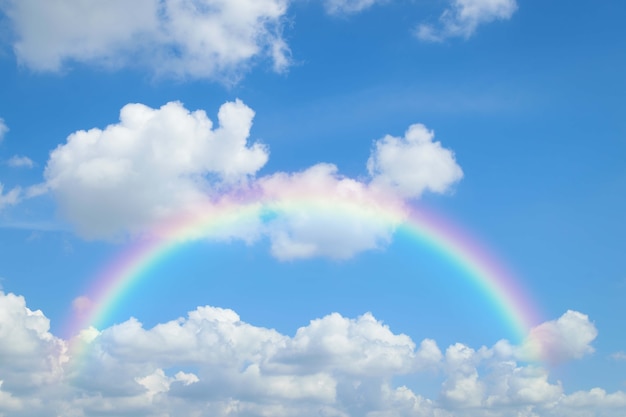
[417, 0, 518, 42]
[40, 99, 464, 260]
[258, 163, 404, 260]
[525, 310, 598, 363]
[367, 123, 463, 199]
[2, 0, 290, 80]
[7, 155, 34, 168]
[1, 291, 624, 417]
[44, 100, 268, 239]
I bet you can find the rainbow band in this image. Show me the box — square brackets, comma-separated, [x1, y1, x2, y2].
[66, 194, 543, 354]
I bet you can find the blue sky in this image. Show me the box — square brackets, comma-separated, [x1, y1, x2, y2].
[0, 0, 625, 416]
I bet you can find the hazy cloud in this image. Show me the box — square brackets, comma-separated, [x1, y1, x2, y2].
[7, 155, 34, 168]
[323, 0, 386, 15]
[417, 0, 518, 42]
[0, 118, 7, 142]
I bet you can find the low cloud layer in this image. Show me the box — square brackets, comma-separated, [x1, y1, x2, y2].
[1, 290, 624, 417]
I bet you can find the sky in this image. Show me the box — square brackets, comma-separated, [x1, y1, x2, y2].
[0, 0, 625, 416]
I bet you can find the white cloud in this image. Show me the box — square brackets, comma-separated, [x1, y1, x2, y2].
[1, 292, 625, 416]
[40, 99, 466, 260]
[44, 100, 268, 239]
[367, 123, 463, 199]
[0, 118, 7, 142]
[323, 0, 386, 15]
[7, 155, 34, 168]
[0, 183, 22, 210]
[2, 0, 290, 80]
[258, 163, 404, 260]
[417, 0, 518, 42]
[524, 310, 597, 363]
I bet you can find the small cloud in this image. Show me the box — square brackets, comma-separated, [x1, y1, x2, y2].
[0, 118, 7, 142]
[611, 352, 626, 361]
[72, 295, 93, 317]
[7, 155, 34, 168]
[0, 183, 22, 210]
[323, 0, 386, 15]
[416, 0, 518, 42]
[367, 123, 463, 199]
[522, 310, 598, 363]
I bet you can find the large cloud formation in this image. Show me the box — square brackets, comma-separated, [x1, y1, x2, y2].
[1, 291, 625, 417]
[1, 0, 290, 79]
[42, 99, 461, 259]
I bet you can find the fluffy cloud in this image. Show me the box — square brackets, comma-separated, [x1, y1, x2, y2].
[2, 0, 290, 80]
[1, 291, 625, 417]
[44, 100, 268, 239]
[258, 163, 404, 260]
[417, 0, 518, 42]
[0, 292, 66, 397]
[367, 123, 463, 199]
[525, 310, 598, 363]
[7, 155, 34, 168]
[40, 99, 463, 260]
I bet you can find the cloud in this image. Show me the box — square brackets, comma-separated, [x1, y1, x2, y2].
[0, 118, 7, 142]
[416, 0, 518, 42]
[44, 100, 268, 239]
[2, 0, 290, 80]
[7, 155, 34, 168]
[367, 123, 463, 199]
[525, 310, 598, 363]
[323, 0, 386, 15]
[610, 351, 626, 361]
[258, 163, 404, 260]
[40, 99, 462, 260]
[1, 291, 625, 416]
[0, 183, 22, 210]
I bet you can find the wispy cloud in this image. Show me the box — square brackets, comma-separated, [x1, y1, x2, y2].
[417, 0, 518, 42]
[0, 118, 8, 142]
[7, 155, 34, 169]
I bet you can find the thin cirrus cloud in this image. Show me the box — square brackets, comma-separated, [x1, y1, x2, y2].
[1, 0, 290, 80]
[2, 290, 626, 417]
[417, 0, 518, 42]
[41, 99, 461, 260]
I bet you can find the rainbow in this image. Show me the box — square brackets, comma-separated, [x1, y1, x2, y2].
[65, 191, 544, 358]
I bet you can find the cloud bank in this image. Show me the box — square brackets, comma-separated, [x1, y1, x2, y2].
[1, 290, 625, 417]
